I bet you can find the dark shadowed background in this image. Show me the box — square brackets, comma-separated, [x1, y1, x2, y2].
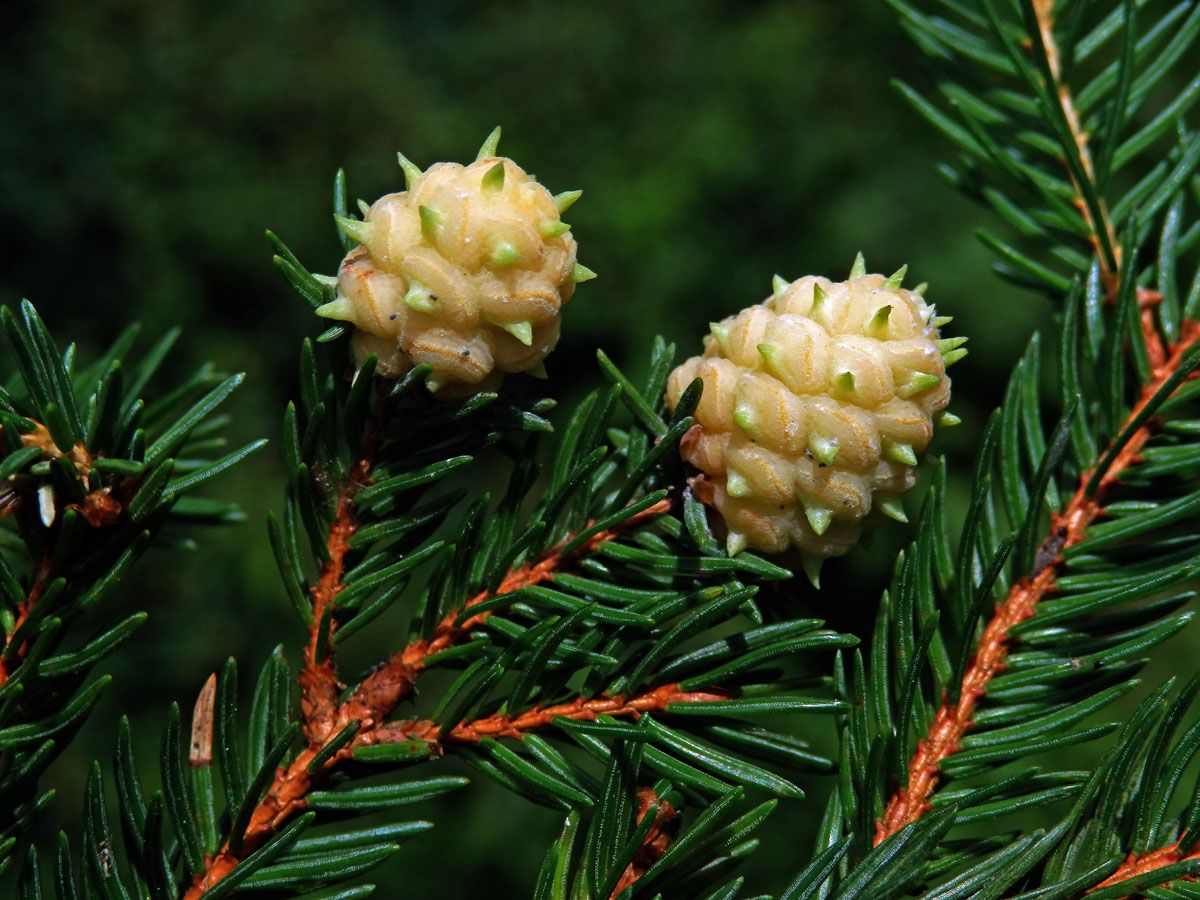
[1, 0, 1114, 895]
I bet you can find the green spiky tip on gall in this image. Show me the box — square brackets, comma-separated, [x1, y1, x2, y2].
[732, 402, 758, 436]
[801, 553, 822, 588]
[932, 314, 952, 327]
[896, 370, 942, 399]
[315, 298, 355, 322]
[726, 530, 749, 556]
[335, 215, 374, 248]
[397, 151, 423, 188]
[425, 372, 449, 393]
[849, 252, 867, 279]
[528, 361, 549, 379]
[726, 470, 753, 498]
[499, 320, 534, 346]
[884, 440, 918, 466]
[883, 264, 908, 289]
[864, 305, 892, 338]
[936, 336, 968, 354]
[937, 411, 962, 427]
[540, 219, 571, 238]
[481, 161, 506, 193]
[877, 496, 908, 523]
[811, 283, 829, 314]
[572, 263, 597, 283]
[404, 285, 438, 314]
[805, 505, 833, 536]
[476, 126, 502, 161]
[833, 371, 856, 394]
[757, 343, 781, 373]
[356, 198, 371, 216]
[491, 241, 521, 267]
[809, 435, 838, 466]
[710, 322, 732, 355]
[418, 205, 442, 243]
[554, 190, 582, 213]
[772, 274, 789, 297]
[915, 282, 929, 296]
[943, 347, 968, 366]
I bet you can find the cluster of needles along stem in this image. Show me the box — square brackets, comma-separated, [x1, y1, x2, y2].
[876, 312, 1200, 846]
[878, 12, 1200, 898]
[2, 423, 126, 687]
[184, 389, 683, 897]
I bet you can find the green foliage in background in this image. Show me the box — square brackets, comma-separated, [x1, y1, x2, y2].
[2, 6, 1028, 889]
[3, 0, 1200, 898]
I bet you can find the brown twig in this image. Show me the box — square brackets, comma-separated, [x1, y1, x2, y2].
[299, 390, 392, 745]
[0, 554, 52, 688]
[610, 788, 678, 898]
[877, 313, 1200, 845]
[183, 449, 674, 897]
[1086, 838, 1200, 897]
[341, 495, 675, 730]
[876, 0, 1181, 847]
[1031, 0, 1120, 286]
[357, 682, 730, 748]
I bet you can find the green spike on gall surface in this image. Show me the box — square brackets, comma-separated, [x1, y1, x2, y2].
[481, 161, 506, 193]
[554, 190, 582, 213]
[476, 126, 502, 161]
[666, 263, 960, 563]
[335, 215, 374, 247]
[324, 129, 589, 395]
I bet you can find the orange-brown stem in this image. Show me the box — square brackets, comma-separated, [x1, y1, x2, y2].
[358, 682, 731, 747]
[611, 788, 677, 898]
[348, 496, 675, 725]
[4, 419, 154, 526]
[1086, 838, 1200, 897]
[184, 494, 673, 898]
[1031, 0, 1120, 284]
[0, 555, 51, 688]
[876, 317, 1200, 845]
[300, 393, 390, 745]
[299, 459, 370, 746]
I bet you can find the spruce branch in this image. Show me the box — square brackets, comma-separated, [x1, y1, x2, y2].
[361, 683, 732, 748]
[0, 301, 257, 868]
[879, 0, 1200, 841]
[144, 178, 841, 900]
[793, 2, 1200, 897]
[187, 476, 677, 897]
[1022, 0, 1120, 278]
[877, 313, 1200, 843]
[890, 0, 1200, 294]
[609, 787, 678, 898]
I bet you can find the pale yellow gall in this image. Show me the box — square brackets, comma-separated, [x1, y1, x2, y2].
[667, 263, 963, 571]
[318, 129, 592, 396]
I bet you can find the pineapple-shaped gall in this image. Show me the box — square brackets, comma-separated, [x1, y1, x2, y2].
[317, 128, 595, 394]
[666, 256, 964, 576]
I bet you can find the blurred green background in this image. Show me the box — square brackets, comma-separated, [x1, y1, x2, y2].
[0, 0, 1124, 896]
